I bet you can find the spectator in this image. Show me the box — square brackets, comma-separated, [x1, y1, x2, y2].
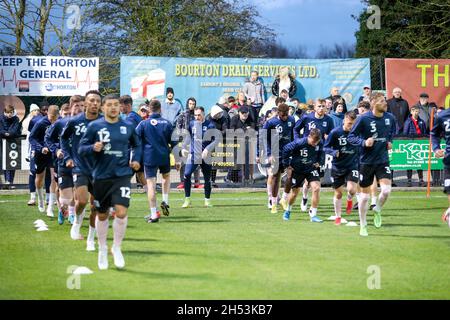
[229, 106, 256, 184]
[175, 97, 201, 189]
[207, 104, 230, 188]
[387, 87, 410, 133]
[329, 100, 345, 128]
[228, 96, 239, 119]
[0, 105, 21, 188]
[403, 105, 427, 187]
[137, 103, 149, 120]
[161, 87, 182, 125]
[324, 98, 333, 114]
[412, 92, 437, 132]
[358, 85, 372, 102]
[21, 104, 40, 136]
[243, 71, 265, 126]
[326, 87, 347, 113]
[236, 92, 247, 107]
[271, 67, 296, 98]
[280, 89, 289, 102]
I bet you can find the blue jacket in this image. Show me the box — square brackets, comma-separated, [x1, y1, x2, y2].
[135, 113, 176, 167]
[0, 114, 21, 139]
[126, 111, 142, 127]
[403, 116, 428, 137]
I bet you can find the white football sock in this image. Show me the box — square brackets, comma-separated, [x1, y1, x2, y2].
[95, 216, 109, 249]
[113, 216, 128, 248]
[358, 193, 370, 226]
[309, 207, 317, 218]
[334, 197, 342, 217]
[87, 226, 96, 243]
[162, 193, 169, 204]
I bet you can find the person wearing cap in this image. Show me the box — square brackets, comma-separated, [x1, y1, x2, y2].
[412, 92, 438, 132]
[161, 87, 182, 126]
[137, 103, 149, 120]
[358, 85, 372, 103]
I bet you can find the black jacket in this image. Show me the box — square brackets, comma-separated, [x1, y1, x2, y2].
[387, 97, 410, 133]
[326, 95, 347, 113]
[0, 114, 21, 139]
[230, 114, 255, 131]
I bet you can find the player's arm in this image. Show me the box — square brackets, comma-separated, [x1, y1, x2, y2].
[347, 117, 366, 147]
[44, 122, 59, 156]
[323, 130, 338, 157]
[60, 120, 75, 164]
[317, 141, 325, 167]
[293, 117, 304, 140]
[281, 140, 297, 168]
[78, 124, 100, 155]
[129, 127, 142, 165]
[431, 116, 443, 155]
[28, 122, 45, 153]
[262, 120, 273, 157]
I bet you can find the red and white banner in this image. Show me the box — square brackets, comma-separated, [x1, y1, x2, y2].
[385, 58, 450, 108]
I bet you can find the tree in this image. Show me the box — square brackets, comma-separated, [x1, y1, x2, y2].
[353, 0, 450, 89]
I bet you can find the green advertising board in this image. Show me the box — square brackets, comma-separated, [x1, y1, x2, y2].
[389, 138, 445, 170]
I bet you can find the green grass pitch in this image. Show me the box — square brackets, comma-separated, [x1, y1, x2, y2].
[0, 191, 449, 299]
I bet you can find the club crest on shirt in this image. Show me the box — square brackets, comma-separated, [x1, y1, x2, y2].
[288, 122, 292, 127]
[120, 126, 127, 134]
[385, 119, 390, 125]
[150, 119, 158, 126]
[323, 122, 327, 127]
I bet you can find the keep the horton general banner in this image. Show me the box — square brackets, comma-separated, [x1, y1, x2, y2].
[385, 58, 450, 108]
[389, 138, 445, 170]
[121, 56, 370, 112]
[0, 56, 99, 96]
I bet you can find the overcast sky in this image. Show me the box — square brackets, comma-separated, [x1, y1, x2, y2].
[251, 0, 367, 56]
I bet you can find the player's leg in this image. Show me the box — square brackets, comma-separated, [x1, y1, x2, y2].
[309, 179, 322, 223]
[270, 171, 281, 213]
[182, 162, 197, 207]
[280, 166, 292, 211]
[95, 209, 110, 270]
[86, 193, 97, 251]
[333, 186, 344, 225]
[71, 180, 89, 240]
[201, 162, 213, 207]
[283, 174, 302, 221]
[346, 180, 357, 214]
[358, 164, 376, 236]
[143, 165, 159, 221]
[145, 177, 159, 221]
[372, 164, 392, 228]
[28, 155, 37, 205]
[346, 169, 359, 214]
[370, 177, 378, 210]
[34, 158, 47, 212]
[93, 178, 116, 270]
[160, 166, 171, 216]
[266, 170, 273, 209]
[442, 167, 450, 227]
[46, 167, 58, 217]
[111, 204, 128, 268]
[301, 181, 309, 212]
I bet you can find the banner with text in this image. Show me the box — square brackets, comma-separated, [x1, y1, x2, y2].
[0, 56, 99, 96]
[121, 56, 370, 112]
[385, 58, 450, 108]
[389, 138, 444, 170]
